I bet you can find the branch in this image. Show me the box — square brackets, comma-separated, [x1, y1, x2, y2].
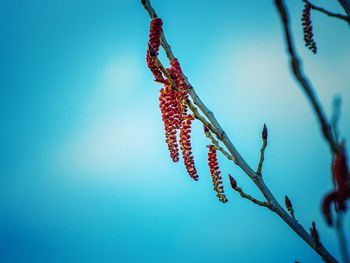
[229, 174, 272, 209]
[338, 0, 350, 18]
[202, 124, 235, 163]
[256, 124, 268, 175]
[303, 0, 350, 23]
[275, 0, 339, 155]
[141, 0, 339, 262]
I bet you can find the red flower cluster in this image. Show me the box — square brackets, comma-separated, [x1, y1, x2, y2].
[168, 58, 189, 119]
[180, 114, 198, 180]
[157, 59, 191, 164]
[301, 4, 317, 54]
[322, 152, 350, 225]
[159, 83, 180, 162]
[146, 17, 166, 83]
[208, 145, 228, 203]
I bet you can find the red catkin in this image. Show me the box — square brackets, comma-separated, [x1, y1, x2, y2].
[333, 152, 349, 211]
[208, 145, 228, 203]
[322, 151, 350, 225]
[146, 18, 166, 83]
[322, 192, 336, 225]
[301, 3, 317, 54]
[159, 84, 180, 162]
[180, 114, 198, 181]
[168, 58, 189, 118]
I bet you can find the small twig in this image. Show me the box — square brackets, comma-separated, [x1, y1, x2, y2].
[228, 174, 272, 210]
[337, 0, 350, 18]
[310, 221, 320, 244]
[203, 124, 235, 162]
[257, 124, 268, 175]
[303, 0, 350, 23]
[285, 195, 296, 220]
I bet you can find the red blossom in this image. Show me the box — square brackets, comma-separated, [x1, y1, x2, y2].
[146, 18, 166, 83]
[322, 192, 337, 225]
[159, 84, 180, 162]
[208, 145, 228, 203]
[180, 114, 198, 180]
[322, 151, 350, 225]
[333, 152, 349, 210]
[168, 58, 189, 118]
[301, 3, 317, 54]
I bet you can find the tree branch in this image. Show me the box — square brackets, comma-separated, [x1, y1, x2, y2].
[338, 0, 350, 18]
[303, 0, 350, 24]
[275, 0, 339, 155]
[257, 124, 268, 175]
[141, 0, 339, 262]
[229, 174, 272, 209]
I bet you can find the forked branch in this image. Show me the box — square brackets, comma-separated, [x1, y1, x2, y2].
[303, 0, 350, 23]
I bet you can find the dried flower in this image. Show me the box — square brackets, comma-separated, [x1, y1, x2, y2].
[180, 114, 198, 180]
[301, 3, 317, 54]
[208, 145, 228, 203]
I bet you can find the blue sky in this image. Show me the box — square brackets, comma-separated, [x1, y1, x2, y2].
[2, 0, 350, 262]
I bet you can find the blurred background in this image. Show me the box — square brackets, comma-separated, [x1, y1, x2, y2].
[2, 0, 350, 262]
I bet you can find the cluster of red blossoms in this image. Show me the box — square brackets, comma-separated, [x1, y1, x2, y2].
[301, 3, 317, 54]
[145, 17, 227, 202]
[208, 145, 228, 203]
[146, 17, 166, 83]
[146, 17, 197, 178]
[322, 151, 350, 225]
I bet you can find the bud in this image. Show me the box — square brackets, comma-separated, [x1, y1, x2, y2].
[262, 124, 268, 140]
[285, 195, 292, 209]
[228, 174, 237, 189]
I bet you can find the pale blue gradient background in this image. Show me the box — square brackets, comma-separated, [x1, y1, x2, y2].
[2, 0, 350, 262]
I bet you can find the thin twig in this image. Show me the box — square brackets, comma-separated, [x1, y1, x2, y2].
[303, 0, 350, 23]
[203, 124, 235, 162]
[229, 175, 272, 210]
[337, 0, 350, 18]
[141, 1, 338, 262]
[257, 124, 268, 175]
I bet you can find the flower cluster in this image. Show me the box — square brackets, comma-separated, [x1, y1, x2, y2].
[180, 114, 198, 180]
[322, 151, 350, 225]
[159, 83, 180, 162]
[301, 3, 317, 54]
[146, 16, 232, 200]
[146, 17, 166, 83]
[208, 145, 228, 203]
[168, 58, 189, 119]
